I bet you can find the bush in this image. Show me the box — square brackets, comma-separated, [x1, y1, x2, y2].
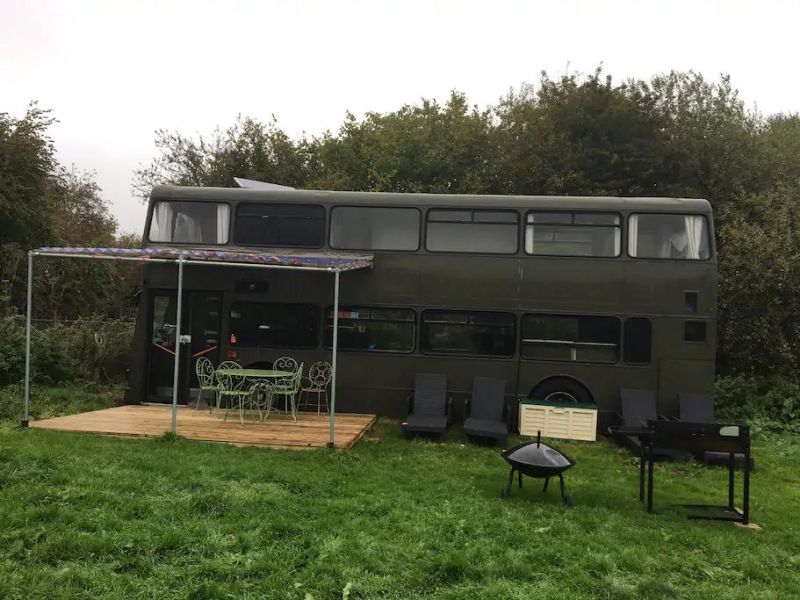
[0, 315, 133, 386]
[715, 374, 800, 427]
[0, 382, 121, 422]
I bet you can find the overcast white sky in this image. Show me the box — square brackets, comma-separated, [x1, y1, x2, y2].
[2, 0, 799, 234]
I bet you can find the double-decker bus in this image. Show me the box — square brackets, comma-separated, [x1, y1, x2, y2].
[125, 184, 716, 430]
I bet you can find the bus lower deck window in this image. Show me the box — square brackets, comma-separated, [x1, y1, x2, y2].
[421, 310, 515, 356]
[229, 302, 319, 348]
[325, 306, 415, 352]
[521, 314, 620, 363]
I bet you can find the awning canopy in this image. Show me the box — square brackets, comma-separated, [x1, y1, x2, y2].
[35, 246, 374, 272]
[24, 244, 373, 447]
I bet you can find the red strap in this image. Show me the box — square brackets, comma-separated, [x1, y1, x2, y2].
[192, 345, 218, 358]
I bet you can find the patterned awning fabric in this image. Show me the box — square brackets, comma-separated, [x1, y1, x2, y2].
[35, 246, 373, 272]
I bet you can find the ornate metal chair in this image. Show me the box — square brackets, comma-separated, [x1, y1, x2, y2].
[248, 381, 275, 421]
[273, 356, 298, 373]
[299, 361, 332, 414]
[194, 357, 218, 412]
[271, 363, 304, 420]
[215, 361, 248, 423]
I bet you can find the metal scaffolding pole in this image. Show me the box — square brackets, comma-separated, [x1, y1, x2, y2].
[171, 256, 185, 434]
[328, 269, 340, 447]
[22, 251, 33, 427]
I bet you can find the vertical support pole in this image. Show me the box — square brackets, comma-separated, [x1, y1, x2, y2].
[639, 442, 645, 502]
[647, 443, 654, 513]
[328, 269, 340, 448]
[728, 452, 735, 510]
[22, 251, 33, 427]
[171, 256, 185, 435]
[743, 431, 751, 524]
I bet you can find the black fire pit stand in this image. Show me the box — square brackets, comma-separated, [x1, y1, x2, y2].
[499, 431, 575, 506]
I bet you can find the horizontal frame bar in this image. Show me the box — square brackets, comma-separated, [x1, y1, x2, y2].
[32, 251, 370, 273]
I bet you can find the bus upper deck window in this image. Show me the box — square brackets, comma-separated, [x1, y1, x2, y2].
[330, 207, 420, 251]
[235, 203, 325, 248]
[426, 209, 518, 254]
[628, 214, 710, 260]
[149, 201, 230, 244]
[526, 211, 620, 257]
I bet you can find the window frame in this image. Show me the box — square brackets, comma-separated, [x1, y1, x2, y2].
[424, 208, 520, 255]
[233, 202, 326, 249]
[683, 320, 708, 344]
[420, 309, 517, 358]
[324, 305, 417, 354]
[627, 212, 713, 261]
[524, 210, 623, 258]
[328, 205, 422, 252]
[623, 317, 652, 365]
[228, 301, 321, 349]
[147, 200, 232, 246]
[520, 313, 621, 364]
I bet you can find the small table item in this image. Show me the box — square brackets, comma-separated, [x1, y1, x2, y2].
[500, 431, 575, 506]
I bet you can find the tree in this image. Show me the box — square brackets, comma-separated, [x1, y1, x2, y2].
[133, 116, 313, 198]
[717, 182, 800, 377]
[309, 92, 495, 194]
[492, 70, 672, 196]
[1, 104, 138, 320]
[0, 104, 57, 298]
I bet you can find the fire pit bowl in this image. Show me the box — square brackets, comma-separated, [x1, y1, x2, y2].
[500, 431, 575, 506]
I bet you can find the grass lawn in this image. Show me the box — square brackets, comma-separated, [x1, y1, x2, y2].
[1, 386, 799, 599]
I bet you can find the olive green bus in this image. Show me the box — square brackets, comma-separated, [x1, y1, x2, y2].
[125, 184, 716, 430]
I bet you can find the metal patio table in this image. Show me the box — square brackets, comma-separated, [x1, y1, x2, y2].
[214, 368, 294, 418]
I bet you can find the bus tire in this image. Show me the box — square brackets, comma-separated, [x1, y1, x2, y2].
[530, 377, 592, 405]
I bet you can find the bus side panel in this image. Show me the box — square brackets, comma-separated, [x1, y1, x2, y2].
[333, 354, 518, 420]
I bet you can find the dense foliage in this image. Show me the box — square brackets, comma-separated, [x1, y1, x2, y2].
[0, 105, 139, 321]
[0, 315, 132, 387]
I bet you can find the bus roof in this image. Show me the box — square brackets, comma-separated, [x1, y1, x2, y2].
[150, 184, 713, 213]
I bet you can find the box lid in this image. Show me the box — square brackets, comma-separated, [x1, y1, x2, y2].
[519, 397, 598, 410]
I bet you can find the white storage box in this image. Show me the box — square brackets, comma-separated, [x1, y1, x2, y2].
[518, 399, 598, 442]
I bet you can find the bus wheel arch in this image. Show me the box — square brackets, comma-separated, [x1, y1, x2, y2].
[529, 376, 594, 405]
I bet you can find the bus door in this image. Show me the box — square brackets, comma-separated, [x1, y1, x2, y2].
[147, 291, 222, 403]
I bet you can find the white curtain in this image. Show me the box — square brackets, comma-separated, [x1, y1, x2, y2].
[151, 202, 173, 242]
[628, 215, 639, 257]
[173, 212, 202, 243]
[217, 204, 230, 243]
[684, 215, 704, 259]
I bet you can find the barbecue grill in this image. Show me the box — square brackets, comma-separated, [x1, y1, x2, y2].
[500, 432, 575, 506]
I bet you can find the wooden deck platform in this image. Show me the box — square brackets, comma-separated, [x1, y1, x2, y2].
[29, 405, 377, 450]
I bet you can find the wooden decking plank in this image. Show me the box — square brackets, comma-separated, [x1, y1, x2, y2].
[30, 405, 376, 450]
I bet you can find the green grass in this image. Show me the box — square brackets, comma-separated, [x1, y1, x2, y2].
[1, 388, 799, 599]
